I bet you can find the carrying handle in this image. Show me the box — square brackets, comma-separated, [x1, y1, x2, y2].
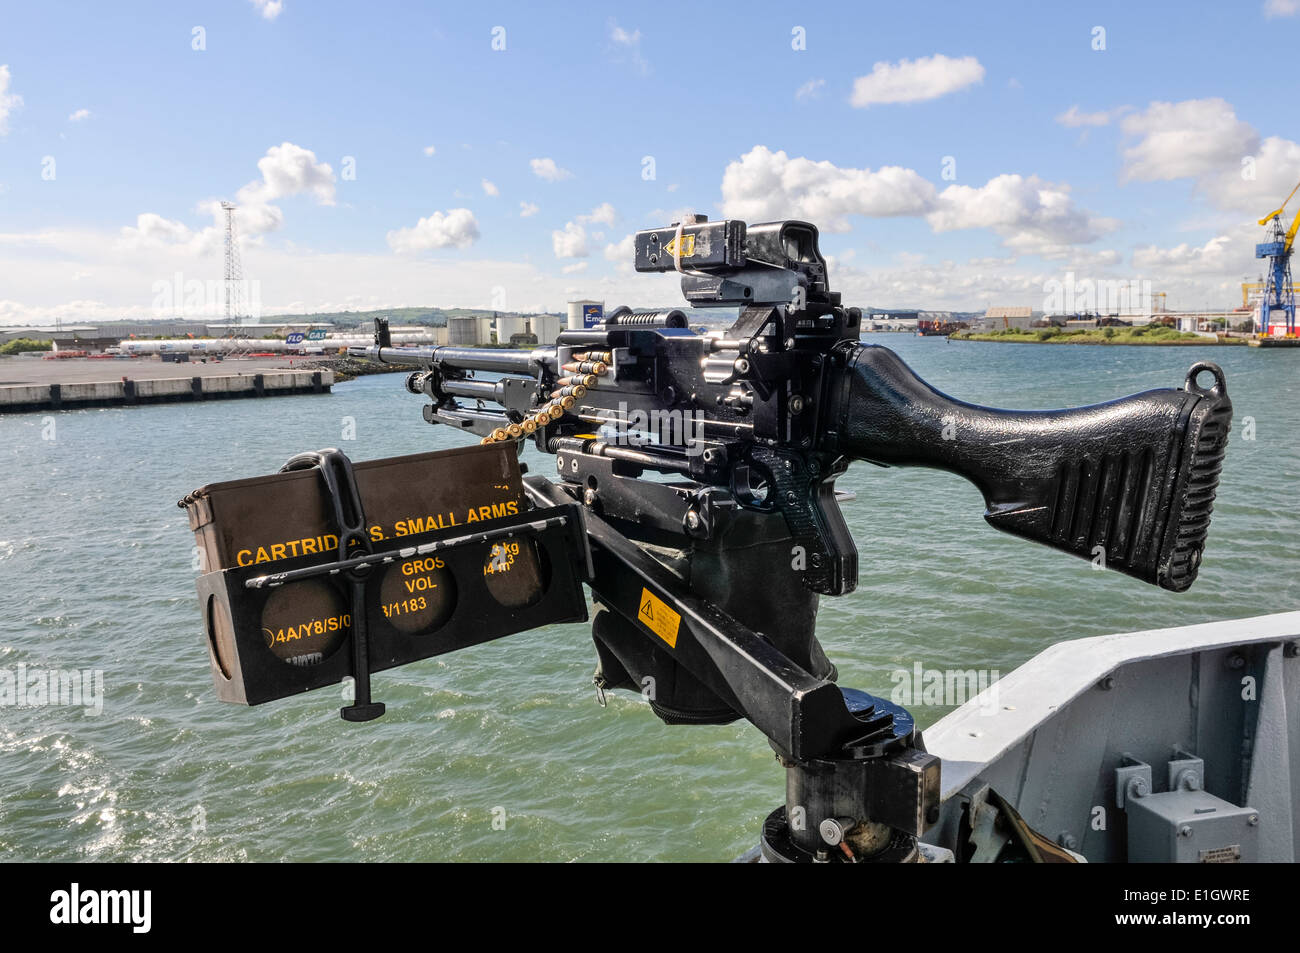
[280, 448, 386, 721]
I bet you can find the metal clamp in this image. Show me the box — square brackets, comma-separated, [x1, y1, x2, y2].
[1115, 755, 1152, 809]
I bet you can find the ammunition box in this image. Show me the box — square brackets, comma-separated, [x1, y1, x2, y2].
[180, 444, 526, 573]
[182, 444, 591, 708]
[197, 504, 592, 706]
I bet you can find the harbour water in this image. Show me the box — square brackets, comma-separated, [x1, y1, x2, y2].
[0, 335, 1296, 862]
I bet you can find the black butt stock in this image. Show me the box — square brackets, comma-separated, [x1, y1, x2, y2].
[832, 344, 1232, 592]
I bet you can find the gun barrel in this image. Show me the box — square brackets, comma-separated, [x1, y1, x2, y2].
[350, 344, 551, 375]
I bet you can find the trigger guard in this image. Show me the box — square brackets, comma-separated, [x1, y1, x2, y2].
[730, 462, 775, 511]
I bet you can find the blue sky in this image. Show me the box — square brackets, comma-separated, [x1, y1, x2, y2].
[1, 0, 1299, 323]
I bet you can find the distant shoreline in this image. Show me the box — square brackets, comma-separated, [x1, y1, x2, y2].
[950, 329, 1248, 347]
[289, 357, 418, 382]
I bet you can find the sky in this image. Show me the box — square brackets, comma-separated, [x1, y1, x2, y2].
[1, 0, 1299, 325]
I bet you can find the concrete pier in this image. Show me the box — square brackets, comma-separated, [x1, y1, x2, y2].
[1248, 337, 1300, 348]
[0, 359, 333, 413]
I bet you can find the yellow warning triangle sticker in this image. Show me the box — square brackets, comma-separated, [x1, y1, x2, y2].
[637, 588, 681, 648]
[662, 234, 695, 258]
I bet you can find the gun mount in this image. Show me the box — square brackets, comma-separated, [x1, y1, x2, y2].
[202, 214, 1231, 862]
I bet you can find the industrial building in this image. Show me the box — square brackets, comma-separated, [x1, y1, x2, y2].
[1, 322, 222, 352]
[984, 306, 1035, 331]
[866, 311, 919, 331]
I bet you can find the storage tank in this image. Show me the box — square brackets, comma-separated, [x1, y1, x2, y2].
[448, 316, 480, 345]
[496, 315, 528, 345]
[567, 299, 604, 330]
[530, 314, 561, 344]
[478, 316, 494, 344]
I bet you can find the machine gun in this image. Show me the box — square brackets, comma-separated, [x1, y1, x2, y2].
[345, 216, 1233, 862]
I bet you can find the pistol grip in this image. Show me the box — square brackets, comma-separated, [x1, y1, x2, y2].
[739, 448, 858, 596]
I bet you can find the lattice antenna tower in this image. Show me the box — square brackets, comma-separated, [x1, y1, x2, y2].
[221, 202, 245, 323]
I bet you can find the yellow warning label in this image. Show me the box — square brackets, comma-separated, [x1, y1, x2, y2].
[637, 587, 681, 648]
[662, 234, 695, 259]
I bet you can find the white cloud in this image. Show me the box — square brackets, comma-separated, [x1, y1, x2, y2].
[0, 65, 23, 134]
[530, 157, 573, 182]
[1265, 0, 1299, 17]
[118, 213, 218, 255]
[719, 145, 937, 231]
[1132, 234, 1238, 273]
[68, 108, 91, 122]
[1071, 94, 1300, 304]
[251, 0, 283, 20]
[577, 202, 616, 226]
[1120, 98, 1258, 183]
[1039, 218, 1243, 311]
[1128, 220, 1266, 282]
[561, 261, 588, 274]
[387, 208, 480, 252]
[123, 142, 335, 246]
[210, 198, 283, 236]
[850, 54, 984, 108]
[648, 205, 704, 228]
[519, 201, 539, 217]
[795, 79, 825, 101]
[1116, 247, 1259, 310]
[481, 178, 499, 197]
[1117, 98, 1300, 215]
[718, 146, 1112, 257]
[423, 145, 436, 157]
[928, 174, 1117, 257]
[236, 142, 336, 209]
[0, 225, 645, 324]
[1050, 248, 1124, 271]
[552, 221, 588, 258]
[1207, 135, 1300, 212]
[609, 22, 648, 73]
[0, 221, 1240, 326]
[133, 214, 196, 245]
[604, 234, 636, 264]
[823, 257, 1053, 312]
[1056, 105, 1114, 128]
